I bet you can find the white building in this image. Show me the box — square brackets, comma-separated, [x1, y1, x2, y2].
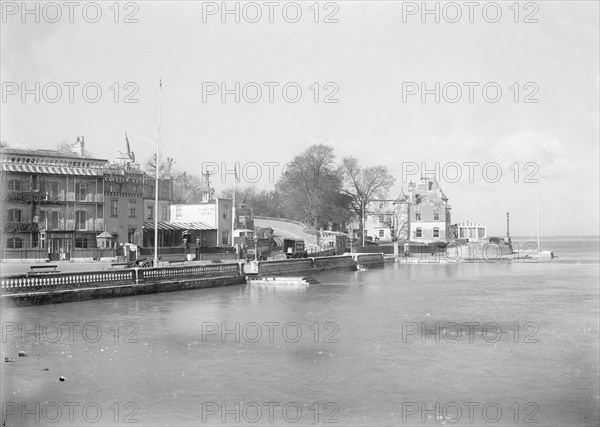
[170, 197, 232, 247]
[453, 221, 487, 242]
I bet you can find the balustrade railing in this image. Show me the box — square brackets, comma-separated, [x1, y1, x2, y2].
[1, 263, 242, 294]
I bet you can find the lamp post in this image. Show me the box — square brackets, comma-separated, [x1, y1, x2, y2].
[253, 235, 258, 261]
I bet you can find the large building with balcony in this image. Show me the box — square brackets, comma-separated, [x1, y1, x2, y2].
[1, 143, 108, 257]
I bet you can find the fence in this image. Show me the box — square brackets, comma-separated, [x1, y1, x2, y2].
[1, 263, 243, 295]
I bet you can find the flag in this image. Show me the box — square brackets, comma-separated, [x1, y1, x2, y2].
[125, 132, 131, 156]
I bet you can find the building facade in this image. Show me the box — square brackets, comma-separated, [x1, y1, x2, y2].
[170, 197, 232, 247]
[1, 143, 108, 257]
[365, 177, 452, 244]
[393, 177, 452, 243]
[103, 162, 146, 248]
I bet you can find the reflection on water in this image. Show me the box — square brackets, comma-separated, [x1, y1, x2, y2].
[2, 241, 599, 426]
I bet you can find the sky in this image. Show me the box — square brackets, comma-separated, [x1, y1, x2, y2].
[1, 1, 599, 236]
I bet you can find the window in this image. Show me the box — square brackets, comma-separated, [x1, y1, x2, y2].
[415, 212, 421, 221]
[379, 229, 385, 238]
[459, 228, 466, 238]
[76, 183, 87, 201]
[379, 202, 384, 209]
[8, 179, 22, 191]
[162, 206, 168, 221]
[222, 231, 230, 245]
[416, 228, 422, 238]
[129, 200, 136, 217]
[478, 227, 485, 238]
[6, 237, 23, 249]
[40, 181, 59, 198]
[7, 209, 22, 222]
[379, 215, 385, 223]
[147, 206, 153, 220]
[75, 237, 89, 248]
[433, 227, 440, 238]
[176, 206, 182, 220]
[434, 212, 439, 221]
[75, 211, 87, 230]
[111, 200, 118, 217]
[50, 212, 59, 229]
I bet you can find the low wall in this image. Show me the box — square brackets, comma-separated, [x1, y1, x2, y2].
[351, 253, 386, 267]
[254, 254, 374, 277]
[1, 263, 244, 306]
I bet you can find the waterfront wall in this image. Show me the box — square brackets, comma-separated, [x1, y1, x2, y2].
[1, 254, 387, 306]
[252, 254, 385, 277]
[1, 263, 244, 306]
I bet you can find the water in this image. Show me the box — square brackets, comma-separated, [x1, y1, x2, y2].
[2, 239, 599, 426]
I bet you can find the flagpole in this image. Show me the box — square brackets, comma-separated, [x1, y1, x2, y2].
[154, 79, 162, 267]
[232, 165, 236, 247]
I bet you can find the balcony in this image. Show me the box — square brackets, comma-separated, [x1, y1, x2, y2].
[3, 222, 39, 233]
[37, 219, 104, 232]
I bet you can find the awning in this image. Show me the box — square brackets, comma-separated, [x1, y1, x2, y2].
[2, 163, 100, 176]
[143, 221, 215, 231]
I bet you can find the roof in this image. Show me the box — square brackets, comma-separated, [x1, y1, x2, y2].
[2, 147, 107, 162]
[453, 221, 486, 227]
[2, 163, 103, 176]
[394, 188, 408, 203]
[143, 221, 215, 231]
[96, 231, 112, 238]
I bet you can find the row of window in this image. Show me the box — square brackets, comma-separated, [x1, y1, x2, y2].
[5, 237, 95, 249]
[7, 156, 99, 168]
[415, 227, 441, 238]
[373, 227, 442, 238]
[415, 212, 440, 221]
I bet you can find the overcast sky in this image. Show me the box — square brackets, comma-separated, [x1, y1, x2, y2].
[2, 1, 598, 236]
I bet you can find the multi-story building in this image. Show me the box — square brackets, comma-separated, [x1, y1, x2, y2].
[1, 141, 108, 257]
[393, 177, 452, 243]
[365, 177, 452, 244]
[363, 199, 396, 242]
[103, 162, 146, 248]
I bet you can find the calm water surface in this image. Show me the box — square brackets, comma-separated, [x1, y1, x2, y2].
[2, 239, 599, 426]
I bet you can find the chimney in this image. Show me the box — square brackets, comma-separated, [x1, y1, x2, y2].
[79, 136, 85, 158]
[408, 181, 415, 204]
[73, 136, 85, 158]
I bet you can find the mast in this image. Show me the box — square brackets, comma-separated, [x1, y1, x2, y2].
[154, 79, 162, 267]
[536, 183, 540, 251]
[232, 164, 237, 247]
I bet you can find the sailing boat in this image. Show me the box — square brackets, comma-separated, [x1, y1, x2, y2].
[536, 183, 555, 260]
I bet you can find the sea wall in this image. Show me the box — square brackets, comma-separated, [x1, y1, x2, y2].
[1, 263, 244, 306]
[250, 254, 384, 277]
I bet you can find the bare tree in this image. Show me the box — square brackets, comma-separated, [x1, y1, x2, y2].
[341, 156, 395, 241]
[145, 154, 175, 179]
